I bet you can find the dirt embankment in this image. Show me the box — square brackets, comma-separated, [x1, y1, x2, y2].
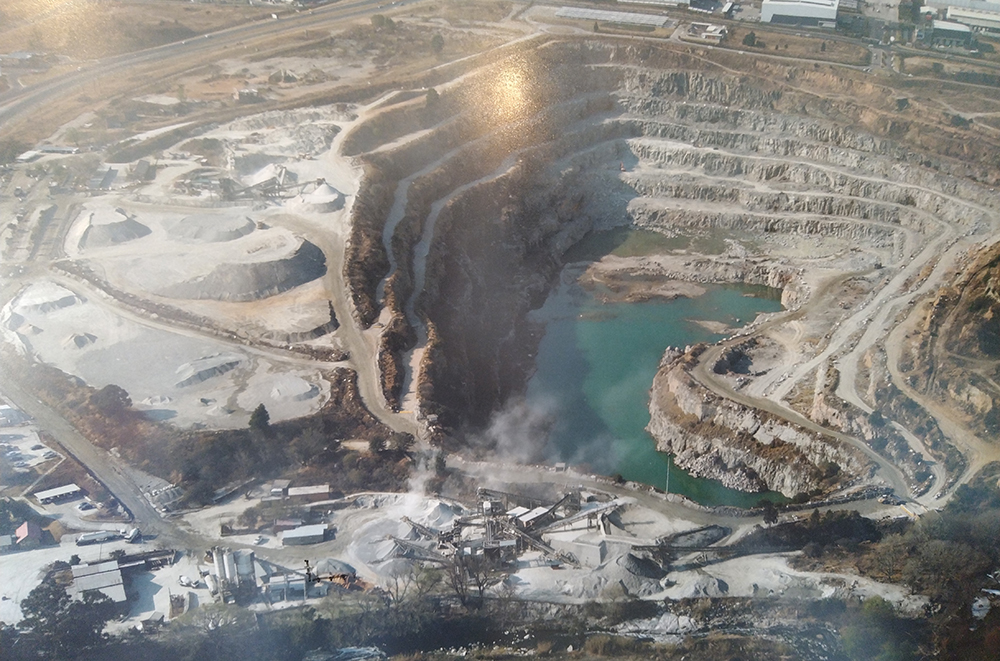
[902, 242, 1000, 441]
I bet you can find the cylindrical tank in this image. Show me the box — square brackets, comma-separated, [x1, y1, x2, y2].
[235, 550, 254, 581]
[213, 548, 225, 582]
[223, 550, 237, 583]
[205, 573, 218, 595]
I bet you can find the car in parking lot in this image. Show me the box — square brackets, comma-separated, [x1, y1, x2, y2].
[77, 501, 96, 511]
[254, 535, 267, 545]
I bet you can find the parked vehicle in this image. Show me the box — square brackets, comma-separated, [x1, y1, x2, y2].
[76, 531, 117, 546]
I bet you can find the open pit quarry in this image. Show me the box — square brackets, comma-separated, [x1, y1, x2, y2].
[340, 37, 1000, 506]
[5, 4, 1000, 657]
[5, 24, 1000, 503]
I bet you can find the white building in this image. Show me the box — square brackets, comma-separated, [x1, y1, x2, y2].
[34, 483, 82, 504]
[761, 0, 840, 25]
[946, 6, 1000, 31]
[926, 0, 1000, 12]
[71, 561, 127, 603]
[932, 18, 974, 44]
[617, 0, 690, 7]
[281, 523, 328, 546]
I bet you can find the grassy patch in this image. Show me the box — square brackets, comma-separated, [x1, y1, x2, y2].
[722, 27, 870, 67]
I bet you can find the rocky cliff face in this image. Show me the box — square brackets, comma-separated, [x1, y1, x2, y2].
[899, 241, 1000, 439]
[647, 348, 874, 497]
[419, 158, 597, 427]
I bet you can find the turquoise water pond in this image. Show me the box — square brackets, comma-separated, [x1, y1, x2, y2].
[526, 239, 785, 507]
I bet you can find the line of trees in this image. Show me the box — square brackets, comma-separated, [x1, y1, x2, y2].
[2, 572, 116, 659]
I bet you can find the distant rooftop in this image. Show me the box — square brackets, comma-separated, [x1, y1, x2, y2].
[934, 18, 974, 30]
[763, 0, 838, 8]
[34, 483, 82, 502]
[556, 7, 672, 27]
[282, 524, 327, 539]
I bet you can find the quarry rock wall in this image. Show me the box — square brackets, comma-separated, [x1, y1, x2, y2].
[646, 349, 874, 497]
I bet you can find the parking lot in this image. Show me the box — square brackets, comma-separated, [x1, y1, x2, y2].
[1, 426, 61, 473]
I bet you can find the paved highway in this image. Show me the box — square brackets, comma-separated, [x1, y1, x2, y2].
[0, 358, 202, 547]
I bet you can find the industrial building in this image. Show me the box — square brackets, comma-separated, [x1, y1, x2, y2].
[685, 22, 729, 43]
[932, 19, 974, 45]
[761, 0, 839, 26]
[15, 521, 42, 547]
[945, 6, 1000, 31]
[925, 0, 1000, 12]
[33, 483, 82, 504]
[72, 561, 127, 603]
[70, 549, 176, 606]
[206, 547, 258, 603]
[281, 523, 328, 546]
[286, 484, 332, 502]
[617, 0, 690, 8]
[378, 488, 629, 573]
[555, 6, 673, 27]
[268, 479, 292, 497]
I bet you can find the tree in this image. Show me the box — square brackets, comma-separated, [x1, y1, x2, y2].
[447, 553, 498, 609]
[368, 436, 387, 455]
[425, 87, 440, 107]
[742, 31, 757, 48]
[65, 128, 83, 149]
[389, 432, 415, 454]
[20, 579, 115, 656]
[902, 539, 990, 601]
[821, 41, 827, 52]
[91, 384, 131, 415]
[289, 427, 328, 466]
[760, 499, 779, 526]
[871, 533, 909, 582]
[841, 597, 916, 661]
[249, 404, 270, 432]
[430, 33, 444, 54]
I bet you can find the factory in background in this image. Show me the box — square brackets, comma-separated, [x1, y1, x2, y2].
[762, 0, 840, 26]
